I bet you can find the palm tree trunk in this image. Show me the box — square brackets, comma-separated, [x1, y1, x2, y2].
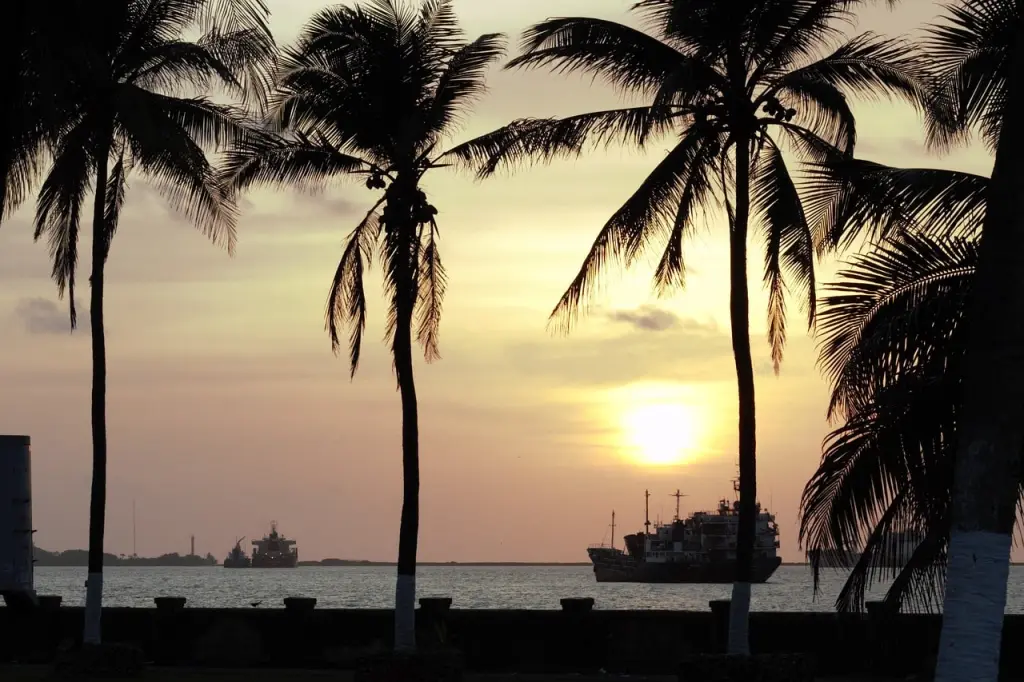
[727, 131, 756, 657]
[83, 134, 112, 646]
[933, 19, 1024, 682]
[392, 256, 420, 654]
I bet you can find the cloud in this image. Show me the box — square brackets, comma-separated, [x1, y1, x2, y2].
[503, 313, 732, 387]
[498, 310, 817, 389]
[13, 298, 85, 335]
[606, 305, 680, 332]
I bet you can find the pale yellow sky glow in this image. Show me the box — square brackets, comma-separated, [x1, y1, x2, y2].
[0, 0, 997, 563]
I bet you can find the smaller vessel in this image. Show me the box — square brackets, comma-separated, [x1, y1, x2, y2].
[223, 537, 251, 568]
[808, 530, 925, 569]
[251, 522, 298, 568]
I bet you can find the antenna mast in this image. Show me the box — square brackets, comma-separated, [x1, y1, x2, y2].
[644, 490, 651, 536]
[670, 489, 687, 521]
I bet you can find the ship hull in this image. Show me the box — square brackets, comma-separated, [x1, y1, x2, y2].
[251, 555, 298, 568]
[590, 554, 782, 584]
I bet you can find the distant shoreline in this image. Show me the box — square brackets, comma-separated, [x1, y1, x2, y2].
[32, 552, 1024, 568]
[34, 548, 217, 567]
[297, 560, 592, 567]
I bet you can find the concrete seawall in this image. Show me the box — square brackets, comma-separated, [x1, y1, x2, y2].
[1, 598, 1019, 677]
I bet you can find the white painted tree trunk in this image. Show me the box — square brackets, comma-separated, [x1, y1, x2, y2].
[83, 572, 103, 644]
[727, 581, 751, 655]
[393, 573, 416, 652]
[934, 530, 1011, 682]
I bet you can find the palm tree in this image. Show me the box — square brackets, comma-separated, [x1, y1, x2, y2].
[917, 1, 1024, 679]
[449, 0, 923, 654]
[791, 1, 1023, 676]
[29, 0, 275, 644]
[799, 216, 982, 612]
[218, 0, 511, 652]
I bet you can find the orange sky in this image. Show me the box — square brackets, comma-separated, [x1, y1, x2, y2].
[0, 0, 996, 563]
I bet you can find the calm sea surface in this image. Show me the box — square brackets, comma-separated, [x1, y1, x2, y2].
[28, 565, 1024, 612]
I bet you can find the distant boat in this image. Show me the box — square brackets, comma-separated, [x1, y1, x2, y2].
[586, 483, 782, 583]
[250, 522, 298, 569]
[223, 537, 251, 569]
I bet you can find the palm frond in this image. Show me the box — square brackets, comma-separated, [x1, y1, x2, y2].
[32, 120, 97, 328]
[415, 218, 447, 362]
[219, 131, 372, 194]
[101, 151, 131, 262]
[752, 139, 816, 372]
[507, 17, 718, 98]
[770, 121, 844, 163]
[419, 0, 461, 44]
[922, 0, 1015, 150]
[424, 33, 507, 141]
[630, 0, 740, 64]
[652, 131, 725, 294]
[816, 232, 974, 420]
[800, 158, 987, 254]
[125, 89, 254, 151]
[768, 32, 926, 113]
[197, 24, 277, 113]
[549, 127, 717, 332]
[443, 107, 676, 178]
[801, 364, 957, 610]
[770, 70, 857, 154]
[130, 39, 240, 97]
[327, 198, 384, 374]
[747, 0, 858, 85]
[116, 86, 237, 251]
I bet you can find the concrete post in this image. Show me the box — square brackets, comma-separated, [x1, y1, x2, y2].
[0, 436, 34, 600]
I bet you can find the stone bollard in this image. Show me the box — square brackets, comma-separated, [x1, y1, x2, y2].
[559, 598, 598, 672]
[282, 598, 318, 666]
[283, 596, 317, 612]
[709, 599, 731, 654]
[153, 597, 187, 665]
[419, 597, 454, 649]
[559, 597, 595, 614]
[866, 601, 897, 676]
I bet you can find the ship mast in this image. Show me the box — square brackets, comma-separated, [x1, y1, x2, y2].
[644, 490, 651, 536]
[610, 510, 616, 550]
[670, 489, 687, 521]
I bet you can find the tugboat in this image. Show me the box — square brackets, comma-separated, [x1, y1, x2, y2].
[223, 537, 251, 568]
[586, 483, 782, 583]
[250, 522, 298, 568]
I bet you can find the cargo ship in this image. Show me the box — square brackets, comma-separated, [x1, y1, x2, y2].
[251, 522, 298, 568]
[586, 483, 782, 583]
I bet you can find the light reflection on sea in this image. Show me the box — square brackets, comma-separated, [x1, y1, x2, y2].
[27, 565, 1024, 612]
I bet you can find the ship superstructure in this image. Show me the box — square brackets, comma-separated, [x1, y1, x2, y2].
[251, 522, 298, 568]
[587, 483, 782, 583]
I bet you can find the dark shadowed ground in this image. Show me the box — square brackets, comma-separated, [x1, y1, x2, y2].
[1, 666, 907, 681]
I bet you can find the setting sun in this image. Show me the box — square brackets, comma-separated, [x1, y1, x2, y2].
[621, 401, 701, 467]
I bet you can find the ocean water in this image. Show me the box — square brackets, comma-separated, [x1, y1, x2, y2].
[28, 565, 1024, 612]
